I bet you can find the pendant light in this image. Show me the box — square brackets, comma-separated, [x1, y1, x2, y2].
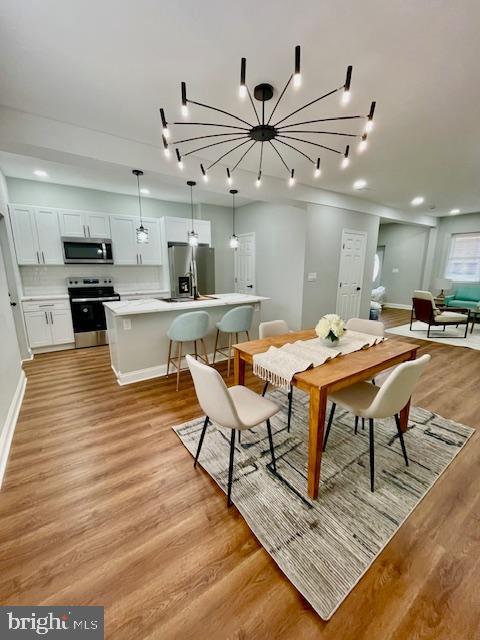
[187, 180, 199, 247]
[229, 189, 239, 249]
[132, 169, 149, 244]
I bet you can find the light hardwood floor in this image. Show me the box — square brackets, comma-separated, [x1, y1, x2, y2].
[1, 309, 479, 639]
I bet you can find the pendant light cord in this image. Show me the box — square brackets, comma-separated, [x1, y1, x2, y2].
[136, 173, 143, 227]
[190, 184, 194, 231]
[232, 191, 235, 236]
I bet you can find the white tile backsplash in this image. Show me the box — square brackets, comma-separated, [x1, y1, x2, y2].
[20, 265, 168, 295]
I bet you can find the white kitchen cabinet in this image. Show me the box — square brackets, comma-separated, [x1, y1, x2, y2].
[23, 300, 74, 349]
[9, 205, 63, 265]
[35, 208, 64, 264]
[164, 216, 211, 246]
[50, 309, 75, 344]
[137, 217, 163, 265]
[111, 215, 163, 265]
[110, 216, 138, 265]
[59, 210, 111, 239]
[24, 310, 53, 348]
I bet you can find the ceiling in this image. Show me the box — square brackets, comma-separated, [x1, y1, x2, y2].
[1, 0, 479, 216]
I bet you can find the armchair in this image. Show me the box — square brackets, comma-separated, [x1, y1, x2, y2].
[410, 290, 470, 338]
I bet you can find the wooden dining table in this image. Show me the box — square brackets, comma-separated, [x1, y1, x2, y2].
[233, 329, 418, 499]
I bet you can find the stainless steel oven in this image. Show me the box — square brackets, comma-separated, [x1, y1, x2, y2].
[68, 277, 119, 348]
[62, 237, 113, 264]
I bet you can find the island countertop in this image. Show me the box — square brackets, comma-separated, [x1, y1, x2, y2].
[104, 293, 269, 316]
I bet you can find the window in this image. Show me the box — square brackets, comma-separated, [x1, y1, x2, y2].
[445, 233, 480, 282]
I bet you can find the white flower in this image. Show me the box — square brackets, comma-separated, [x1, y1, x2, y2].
[315, 314, 345, 340]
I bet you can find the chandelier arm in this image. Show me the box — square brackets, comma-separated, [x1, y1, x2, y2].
[273, 86, 342, 127]
[281, 130, 358, 137]
[231, 141, 257, 172]
[187, 99, 253, 127]
[206, 138, 253, 171]
[183, 135, 250, 157]
[172, 121, 251, 131]
[171, 132, 250, 145]
[269, 141, 290, 173]
[246, 86, 261, 125]
[266, 74, 293, 125]
[276, 115, 364, 130]
[278, 134, 342, 155]
[275, 138, 315, 164]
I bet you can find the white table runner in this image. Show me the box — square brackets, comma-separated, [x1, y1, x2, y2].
[253, 330, 385, 389]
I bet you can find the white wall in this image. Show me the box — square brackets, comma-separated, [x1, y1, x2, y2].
[431, 212, 480, 286]
[6, 178, 235, 294]
[236, 202, 307, 330]
[377, 223, 429, 305]
[302, 204, 379, 327]
[0, 172, 24, 485]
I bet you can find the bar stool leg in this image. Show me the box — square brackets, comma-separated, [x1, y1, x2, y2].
[213, 329, 219, 364]
[194, 340, 198, 360]
[227, 333, 232, 377]
[166, 340, 172, 377]
[201, 338, 209, 364]
[235, 332, 239, 344]
[176, 341, 183, 391]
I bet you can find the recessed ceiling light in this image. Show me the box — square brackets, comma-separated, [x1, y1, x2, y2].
[140, 188, 150, 195]
[33, 169, 48, 177]
[411, 196, 424, 206]
[450, 208, 460, 215]
[353, 179, 367, 190]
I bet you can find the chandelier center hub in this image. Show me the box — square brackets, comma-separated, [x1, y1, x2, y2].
[249, 124, 277, 142]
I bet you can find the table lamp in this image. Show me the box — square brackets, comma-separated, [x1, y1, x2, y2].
[435, 277, 453, 301]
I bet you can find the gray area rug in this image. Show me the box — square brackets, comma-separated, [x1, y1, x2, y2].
[173, 389, 474, 619]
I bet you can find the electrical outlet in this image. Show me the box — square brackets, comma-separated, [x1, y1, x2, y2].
[307, 272, 317, 281]
[392, 268, 399, 273]
[123, 319, 132, 330]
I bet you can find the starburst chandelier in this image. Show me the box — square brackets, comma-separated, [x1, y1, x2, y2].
[159, 46, 376, 187]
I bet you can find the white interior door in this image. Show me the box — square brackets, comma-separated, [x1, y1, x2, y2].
[234, 233, 256, 294]
[336, 229, 367, 321]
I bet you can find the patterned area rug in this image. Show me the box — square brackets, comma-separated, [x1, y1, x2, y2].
[173, 389, 473, 619]
[386, 321, 480, 350]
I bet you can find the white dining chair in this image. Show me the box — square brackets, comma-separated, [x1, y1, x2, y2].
[186, 354, 280, 506]
[345, 317, 385, 337]
[323, 354, 431, 491]
[345, 316, 385, 429]
[258, 320, 294, 432]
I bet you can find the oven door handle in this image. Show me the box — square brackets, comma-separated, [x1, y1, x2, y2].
[71, 296, 120, 302]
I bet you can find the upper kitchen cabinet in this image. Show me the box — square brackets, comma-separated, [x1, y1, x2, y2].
[164, 216, 211, 245]
[59, 210, 111, 239]
[110, 215, 162, 265]
[9, 205, 63, 265]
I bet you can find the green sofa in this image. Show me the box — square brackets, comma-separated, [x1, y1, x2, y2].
[444, 285, 480, 311]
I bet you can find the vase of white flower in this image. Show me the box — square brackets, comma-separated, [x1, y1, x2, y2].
[315, 313, 345, 347]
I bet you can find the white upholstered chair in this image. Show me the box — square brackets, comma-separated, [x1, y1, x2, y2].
[345, 316, 385, 428]
[345, 317, 385, 337]
[323, 354, 431, 491]
[410, 290, 470, 337]
[258, 320, 294, 432]
[186, 354, 280, 506]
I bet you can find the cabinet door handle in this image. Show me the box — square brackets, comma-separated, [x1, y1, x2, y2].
[45, 311, 49, 324]
[87, 225, 91, 237]
[36, 251, 40, 264]
[42, 251, 45, 264]
[139, 254, 143, 264]
[83, 225, 87, 237]
[136, 254, 139, 264]
[39, 304, 54, 307]
[50, 312, 53, 324]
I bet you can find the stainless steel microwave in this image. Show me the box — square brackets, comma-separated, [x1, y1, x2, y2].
[62, 237, 114, 264]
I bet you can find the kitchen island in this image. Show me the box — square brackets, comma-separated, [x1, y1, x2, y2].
[104, 293, 268, 385]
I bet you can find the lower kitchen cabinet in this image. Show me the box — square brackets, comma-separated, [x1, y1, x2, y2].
[23, 300, 74, 349]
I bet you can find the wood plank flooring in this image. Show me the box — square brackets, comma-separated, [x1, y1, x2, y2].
[1, 309, 479, 639]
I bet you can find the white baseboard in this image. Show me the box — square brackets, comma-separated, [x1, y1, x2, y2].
[21, 353, 33, 363]
[0, 370, 27, 488]
[383, 303, 412, 310]
[113, 351, 228, 386]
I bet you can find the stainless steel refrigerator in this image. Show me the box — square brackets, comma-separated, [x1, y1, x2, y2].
[168, 243, 215, 298]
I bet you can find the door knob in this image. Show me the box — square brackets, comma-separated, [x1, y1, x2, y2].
[10, 302, 17, 307]
[356, 287, 361, 291]
[247, 284, 253, 289]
